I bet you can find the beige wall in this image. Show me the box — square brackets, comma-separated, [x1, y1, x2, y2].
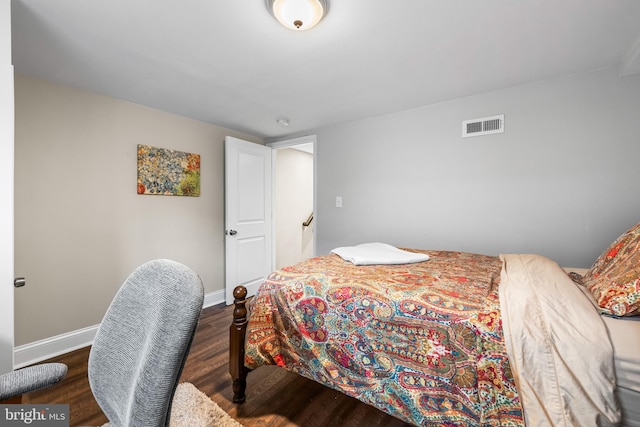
[14, 74, 262, 346]
[274, 148, 313, 269]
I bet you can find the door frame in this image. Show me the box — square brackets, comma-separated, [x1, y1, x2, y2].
[1, 0, 15, 374]
[267, 134, 317, 261]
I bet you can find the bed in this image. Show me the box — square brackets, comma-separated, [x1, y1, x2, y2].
[230, 226, 640, 426]
[568, 267, 640, 427]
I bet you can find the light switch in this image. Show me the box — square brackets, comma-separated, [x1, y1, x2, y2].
[336, 196, 343, 208]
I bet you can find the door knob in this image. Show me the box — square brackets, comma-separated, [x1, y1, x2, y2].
[14, 277, 26, 288]
[227, 230, 238, 236]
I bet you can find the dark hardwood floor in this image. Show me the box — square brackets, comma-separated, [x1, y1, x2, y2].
[23, 303, 413, 427]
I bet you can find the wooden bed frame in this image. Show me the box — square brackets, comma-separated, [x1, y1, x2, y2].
[229, 285, 249, 403]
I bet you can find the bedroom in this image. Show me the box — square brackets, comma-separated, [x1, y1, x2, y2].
[1, 1, 640, 425]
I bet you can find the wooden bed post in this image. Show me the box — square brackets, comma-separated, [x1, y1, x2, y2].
[229, 285, 249, 403]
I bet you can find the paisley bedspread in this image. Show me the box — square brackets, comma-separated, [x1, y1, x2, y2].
[245, 250, 524, 426]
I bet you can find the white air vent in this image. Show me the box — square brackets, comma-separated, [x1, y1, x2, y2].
[462, 114, 504, 137]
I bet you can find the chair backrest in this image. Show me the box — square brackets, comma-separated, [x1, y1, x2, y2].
[88, 259, 204, 427]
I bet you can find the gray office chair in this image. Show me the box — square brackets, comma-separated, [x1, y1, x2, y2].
[0, 362, 67, 402]
[88, 259, 204, 427]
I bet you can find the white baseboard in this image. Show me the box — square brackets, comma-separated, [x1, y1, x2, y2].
[203, 288, 225, 308]
[14, 290, 226, 369]
[14, 325, 99, 369]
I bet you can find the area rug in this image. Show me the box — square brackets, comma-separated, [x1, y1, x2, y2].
[102, 382, 243, 427]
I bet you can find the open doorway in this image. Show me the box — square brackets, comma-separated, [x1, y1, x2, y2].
[268, 135, 316, 269]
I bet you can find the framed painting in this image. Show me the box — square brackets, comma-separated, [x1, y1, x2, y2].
[137, 145, 200, 196]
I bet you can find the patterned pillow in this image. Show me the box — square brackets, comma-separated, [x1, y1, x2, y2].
[582, 222, 640, 317]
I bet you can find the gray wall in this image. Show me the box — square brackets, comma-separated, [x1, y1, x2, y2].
[315, 67, 640, 267]
[14, 74, 262, 345]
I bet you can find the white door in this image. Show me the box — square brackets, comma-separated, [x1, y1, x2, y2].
[224, 136, 273, 305]
[1, 1, 15, 374]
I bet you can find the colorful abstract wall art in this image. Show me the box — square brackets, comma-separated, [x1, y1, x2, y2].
[137, 145, 200, 196]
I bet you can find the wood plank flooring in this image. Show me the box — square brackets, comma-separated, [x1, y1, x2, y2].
[23, 303, 413, 427]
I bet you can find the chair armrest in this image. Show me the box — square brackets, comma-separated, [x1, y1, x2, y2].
[0, 363, 67, 400]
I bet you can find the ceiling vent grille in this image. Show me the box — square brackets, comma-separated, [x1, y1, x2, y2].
[462, 114, 504, 137]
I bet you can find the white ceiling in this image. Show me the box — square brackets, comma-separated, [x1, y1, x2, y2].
[10, 0, 640, 139]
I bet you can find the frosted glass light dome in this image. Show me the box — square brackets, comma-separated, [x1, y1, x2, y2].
[267, 0, 328, 31]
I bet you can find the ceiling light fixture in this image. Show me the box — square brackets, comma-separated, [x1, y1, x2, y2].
[266, 0, 328, 31]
